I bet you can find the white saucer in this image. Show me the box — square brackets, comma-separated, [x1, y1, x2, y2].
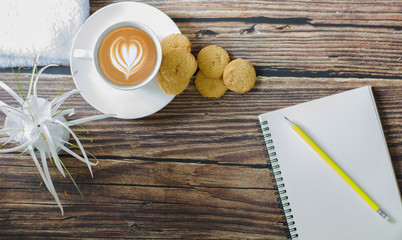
[70, 2, 179, 119]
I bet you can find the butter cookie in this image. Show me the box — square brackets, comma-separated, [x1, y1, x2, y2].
[223, 58, 256, 93]
[160, 48, 197, 83]
[161, 33, 191, 56]
[157, 72, 190, 95]
[197, 45, 230, 78]
[195, 71, 227, 98]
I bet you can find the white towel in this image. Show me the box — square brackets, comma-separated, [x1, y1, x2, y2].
[0, 0, 89, 67]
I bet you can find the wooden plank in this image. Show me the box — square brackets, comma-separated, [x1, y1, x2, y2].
[89, 0, 402, 79]
[0, 72, 401, 239]
[0, 0, 401, 239]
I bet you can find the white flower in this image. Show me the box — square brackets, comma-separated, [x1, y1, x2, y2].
[0, 57, 114, 215]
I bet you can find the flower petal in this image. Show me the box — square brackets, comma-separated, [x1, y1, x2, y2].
[28, 147, 64, 215]
[0, 81, 24, 105]
[66, 114, 115, 126]
[50, 89, 81, 110]
[40, 150, 63, 213]
[54, 119, 93, 177]
[54, 108, 75, 117]
[59, 144, 97, 166]
[32, 64, 58, 96]
[0, 104, 30, 121]
[40, 124, 66, 178]
[27, 56, 39, 97]
[0, 134, 38, 153]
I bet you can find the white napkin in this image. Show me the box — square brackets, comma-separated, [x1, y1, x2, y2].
[0, 0, 89, 67]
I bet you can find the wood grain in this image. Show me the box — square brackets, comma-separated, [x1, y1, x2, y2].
[91, 0, 402, 79]
[0, 0, 402, 239]
[1, 73, 401, 239]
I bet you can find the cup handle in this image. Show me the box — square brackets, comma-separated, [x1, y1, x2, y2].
[73, 49, 92, 59]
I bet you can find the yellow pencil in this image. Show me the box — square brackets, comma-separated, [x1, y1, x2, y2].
[284, 116, 388, 220]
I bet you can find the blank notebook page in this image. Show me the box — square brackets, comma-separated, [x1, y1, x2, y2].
[259, 86, 402, 240]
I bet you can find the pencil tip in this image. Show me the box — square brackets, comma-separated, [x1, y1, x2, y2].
[283, 116, 295, 127]
[377, 208, 388, 220]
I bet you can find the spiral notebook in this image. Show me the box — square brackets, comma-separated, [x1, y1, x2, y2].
[259, 86, 402, 240]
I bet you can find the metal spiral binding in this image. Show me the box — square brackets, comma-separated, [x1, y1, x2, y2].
[259, 120, 298, 239]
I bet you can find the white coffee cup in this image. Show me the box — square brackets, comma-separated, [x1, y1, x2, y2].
[72, 21, 162, 91]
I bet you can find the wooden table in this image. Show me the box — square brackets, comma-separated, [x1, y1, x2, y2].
[1, 0, 401, 239]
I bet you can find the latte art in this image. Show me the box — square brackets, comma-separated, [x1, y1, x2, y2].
[98, 27, 156, 86]
[110, 37, 144, 79]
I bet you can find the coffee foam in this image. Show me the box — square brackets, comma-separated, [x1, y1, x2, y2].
[110, 37, 144, 79]
[98, 27, 156, 86]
